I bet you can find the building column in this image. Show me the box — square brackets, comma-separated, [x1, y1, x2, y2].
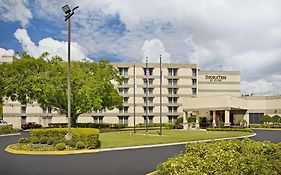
[212, 111, 216, 127]
[224, 110, 230, 126]
[196, 111, 200, 128]
[183, 111, 188, 130]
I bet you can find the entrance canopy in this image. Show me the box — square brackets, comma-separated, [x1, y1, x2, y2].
[183, 95, 248, 112]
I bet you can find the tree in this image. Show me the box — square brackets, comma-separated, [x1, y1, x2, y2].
[1, 53, 123, 126]
[272, 115, 281, 124]
[260, 115, 272, 124]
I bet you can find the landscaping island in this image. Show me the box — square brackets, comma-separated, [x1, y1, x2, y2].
[5, 128, 254, 154]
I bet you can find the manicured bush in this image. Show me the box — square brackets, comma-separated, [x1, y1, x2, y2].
[55, 143, 66, 151]
[40, 136, 49, 144]
[76, 141, 85, 149]
[175, 116, 183, 124]
[30, 128, 100, 149]
[66, 139, 76, 148]
[53, 140, 62, 146]
[18, 137, 30, 144]
[31, 138, 40, 144]
[207, 127, 253, 133]
[47, 138, 55, 145]
[261, 115, 272, 124]
[162, 123, 175, 129]
[272, 115, 281, 124]
[157, 139, 281, 175]
[0, 125, 16, 135]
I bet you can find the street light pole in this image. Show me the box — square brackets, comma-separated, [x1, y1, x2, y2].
[62, 5, 79, 140]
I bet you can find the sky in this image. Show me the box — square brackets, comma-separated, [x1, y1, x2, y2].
[0, 0, 281, 96]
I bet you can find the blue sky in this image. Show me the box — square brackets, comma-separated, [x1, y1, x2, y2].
[1, 0, 281, 95]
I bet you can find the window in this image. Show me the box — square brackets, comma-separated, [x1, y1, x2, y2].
[119, 116, 129, 124]
[168, 106, 178, 113]
[143, 68, 154, 76]
[143, 88, 153, 94]
[192, 79, 197, 85]
[122, 78, 129, 85]
[143, 116, 154, 124]
[168, 97, 178, 104]
[143, 97, 154, 104]
[43, 107, 52, 113]
[192, 68, 197, 76]
[94, 109, 103, 113]
[168, 79, 178, 85]
[168, 88, 178, 94]
[168, 116, 178, 123]
[168, 68, 178, 76]
[143, 78, 153, 85]
[21, 116, 27, 124]
[93, 116, 103, 123]
[143, 106, 154, 113]
[119, 88, 129, 94]
[123, 97, 129, 104]
[192, 88, 197, 95]
[21, 106, 26, 113]
[249, 113, 264, 124]
[118, 68, 129, 76]
[119, 107, 129, 113]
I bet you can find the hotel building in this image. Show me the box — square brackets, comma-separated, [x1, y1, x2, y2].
[2, 56, 281, 128]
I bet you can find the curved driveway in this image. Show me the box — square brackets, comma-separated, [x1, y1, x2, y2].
[0, 129, 280, 175]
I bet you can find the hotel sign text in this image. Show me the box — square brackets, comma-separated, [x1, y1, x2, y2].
[205, 75, 226, 82]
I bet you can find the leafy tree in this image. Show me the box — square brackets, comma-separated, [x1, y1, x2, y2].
[260, 115, 272, 124]
[272, 115, 281, 124]
[1, 53, 123, 126]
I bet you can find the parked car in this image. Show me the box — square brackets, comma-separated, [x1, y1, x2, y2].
[0, 120, 12, 126]
[21, 122, 42, 130]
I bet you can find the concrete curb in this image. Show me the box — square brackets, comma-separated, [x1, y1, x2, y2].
[5, 145, 99, 155]
[0, 133, 21, 137]
[100, 133, 256, 152]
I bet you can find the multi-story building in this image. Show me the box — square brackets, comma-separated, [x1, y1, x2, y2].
[2, 56, 281, 128]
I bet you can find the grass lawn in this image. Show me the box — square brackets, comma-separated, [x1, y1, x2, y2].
[99, 129, 252, 148]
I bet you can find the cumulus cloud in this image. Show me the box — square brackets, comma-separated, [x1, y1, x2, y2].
[14, 29, 87, 61]
[0, 0, 32, 27]
[241, 80, 274, 96]
[141, 39, 171, 63]
[0, 48, 15, 62]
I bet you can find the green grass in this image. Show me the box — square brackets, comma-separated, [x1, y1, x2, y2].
[99, 129, 253, 148]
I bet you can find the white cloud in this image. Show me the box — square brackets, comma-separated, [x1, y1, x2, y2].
[14, 29, 87, 61]
[0, 0, 32, 27]
[0, 48, 15, 62]
[141, 39, 171, 63]
[241, 80, 274, 96]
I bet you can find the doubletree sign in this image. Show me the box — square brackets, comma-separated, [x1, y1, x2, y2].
[205, 75, 226, 81]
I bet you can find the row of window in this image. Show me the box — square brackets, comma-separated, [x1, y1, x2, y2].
[118, 106, 179, 113]
[119, 87, 197, 95]
[119, 67, 197, 77]
[20, 106, 52, 114]
[122, 78, 197, 86]
[93, 116, 179, 124]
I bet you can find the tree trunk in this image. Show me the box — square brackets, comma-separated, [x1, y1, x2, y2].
[71, 114, 78, 127]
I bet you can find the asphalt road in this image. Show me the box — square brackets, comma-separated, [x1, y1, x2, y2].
[0, 129, 280, 175]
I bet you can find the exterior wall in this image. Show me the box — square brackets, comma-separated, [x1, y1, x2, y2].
[198, 70, 240, 97]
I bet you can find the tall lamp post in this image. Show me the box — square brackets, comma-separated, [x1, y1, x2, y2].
[62, 4, 79, 140]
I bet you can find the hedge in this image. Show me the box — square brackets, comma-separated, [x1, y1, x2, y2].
[30, 128, 100, 149]
[249, 124, 281, 128]
[0, 125, 17, 135]
[207, 127, 253, 133]
[157, 139, 281, 175]
[48, 123, 127, 129]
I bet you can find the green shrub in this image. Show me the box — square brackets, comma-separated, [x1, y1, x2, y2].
[157, 139, 281, 175]
[76, 141, 85, 149]
[18, 137, 30, 144]
[47, 138, 55, 145]
[272, 115, 281, 124]
[162, 123, 175, 129]
[40, 136, 49, 144]
[0, 125, 16, 135]
[55, 143, 66, 151]
[249, 124, 281, 128]
[175, 117, 183, 124]
[30, 128, 100, 149]
[66, 139, 76, 148]
[53, 140, 62, 146]
[31, 138, 40, 144]
[261, 115, 272, 124]
[207, 127, 253, 133]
